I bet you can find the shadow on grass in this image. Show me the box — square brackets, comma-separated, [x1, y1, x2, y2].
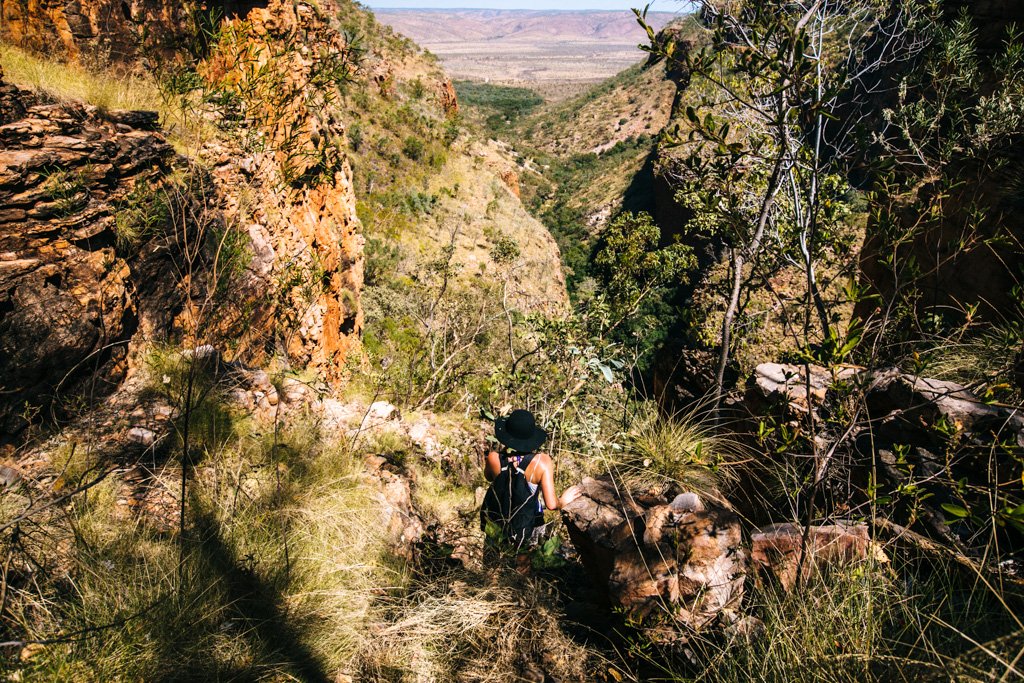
[166, 508, 332, 683]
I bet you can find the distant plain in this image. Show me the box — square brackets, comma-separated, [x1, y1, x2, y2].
[374, 9, 680, 99]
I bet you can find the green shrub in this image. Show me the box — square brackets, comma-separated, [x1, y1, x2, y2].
[40, 167, 88, 217]
[364, 236, 402, 286]
[113, 179, 171, 250]
[453, 80, 543, 133]
[611, 409, 744, 500]
[402, 135, 425, 160]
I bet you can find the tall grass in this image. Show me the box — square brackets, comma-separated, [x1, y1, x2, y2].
[917, 323, 1023, 401]
[667, 557, 1023, 683]
[608, 408, 746, 502]
[0, 44, 164, 113]
[357, 549, 604, 681]
[7, 403, 404, 681]
[0, 44, 206, 151]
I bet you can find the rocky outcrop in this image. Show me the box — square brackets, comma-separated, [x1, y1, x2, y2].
[562, 476, 747, 642]
[195, 0, 364, 379]
[438, 78, 459, 117]
[751, 522, 878, 591]
[745, 362, 862, 417]
[0, 0, 279, 63]
[865, 369, 1024, 443]
[0, 72, 180, 434]
[0, 0, 190, 62]
[739, 362, 1024, 569]
[498, 168, 520, 198]
[0, 0, 370, 430]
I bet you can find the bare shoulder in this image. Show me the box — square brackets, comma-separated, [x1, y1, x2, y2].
[528, 450, 552, 473]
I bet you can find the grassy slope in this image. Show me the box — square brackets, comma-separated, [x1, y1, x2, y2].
[334, 2, 568, 330]
[460, 59, 679, 287]
[4, 5, 1021, 683]
[0, 2, 571, 679]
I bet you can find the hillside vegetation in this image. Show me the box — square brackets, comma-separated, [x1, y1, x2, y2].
[2, 1, 1024, 682]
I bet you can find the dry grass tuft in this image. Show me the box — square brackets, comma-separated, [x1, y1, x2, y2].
[358, 567, 602, 682]
[5, 399, 405, 681]
[608, 406, 747, 501]
[0, 44, 164, 113]
[0, 44, 209, 152]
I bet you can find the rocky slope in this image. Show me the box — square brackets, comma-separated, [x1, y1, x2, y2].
[0, 0, 568, 438]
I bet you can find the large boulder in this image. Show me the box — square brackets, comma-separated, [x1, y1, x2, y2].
[746, 362, 861, 416]
[561, 476, 747, 642]
[865, 369, 1024, 445]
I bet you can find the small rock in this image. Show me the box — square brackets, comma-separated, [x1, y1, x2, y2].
[407, 419, 443, 460]
[670, 492, 704, 512]
[723, 614, 765, 642]
[361, 401, 399, 430]
[322, 398, 360, 429]
[127, 427, 156, 447]
[748, 362, 832, 413]
[368, 400, 398, 421]
[227, 388, 254, 411]
[0, 465, 23, 488]
[365, 455, 387, 472]
[153, 404, 178, 420]
[184, 344, 220, 364]
[19, 642, 45, 661]
[250, 369, 273, 391]
[281, 377, 307, 404]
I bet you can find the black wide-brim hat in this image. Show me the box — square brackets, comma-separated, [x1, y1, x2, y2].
[494, 409, 547, 453]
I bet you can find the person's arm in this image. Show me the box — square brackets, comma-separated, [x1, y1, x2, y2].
[535, 454, 582, 510]
[483, 450, 502, 482]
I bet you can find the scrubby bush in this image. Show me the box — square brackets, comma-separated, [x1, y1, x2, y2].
[402, 134, 426, 160]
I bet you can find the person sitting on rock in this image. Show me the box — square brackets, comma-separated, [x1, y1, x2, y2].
[480, 408, 581, 551]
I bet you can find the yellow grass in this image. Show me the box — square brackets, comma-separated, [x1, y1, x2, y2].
[0, 44, 209, 152]
[0, 44, 164, 112]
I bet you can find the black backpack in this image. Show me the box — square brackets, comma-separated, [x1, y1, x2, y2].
[480, 452, 543, 549]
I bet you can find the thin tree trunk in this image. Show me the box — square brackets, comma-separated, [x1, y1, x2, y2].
[714, 248, 745, 410]
[713, 153, 786, 411]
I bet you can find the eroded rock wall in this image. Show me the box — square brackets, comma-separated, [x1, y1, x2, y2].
[0, 72, 180, 433]
[0, 0, 192, 62]
[0, 0, 367, 428]
[196, 0, 363, 378]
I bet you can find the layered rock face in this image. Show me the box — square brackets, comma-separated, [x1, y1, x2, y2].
[0, 0, 278, 63]
[0, 0, 367, 429]
[0, 72, 179, 433]
[0, 0, 191, 62]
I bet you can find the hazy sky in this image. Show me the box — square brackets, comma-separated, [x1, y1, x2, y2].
[366, 0, 689, 11]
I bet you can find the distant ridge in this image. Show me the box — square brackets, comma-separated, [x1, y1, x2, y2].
[374, 8, 681, 85]
[375, 8, 678, 43]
